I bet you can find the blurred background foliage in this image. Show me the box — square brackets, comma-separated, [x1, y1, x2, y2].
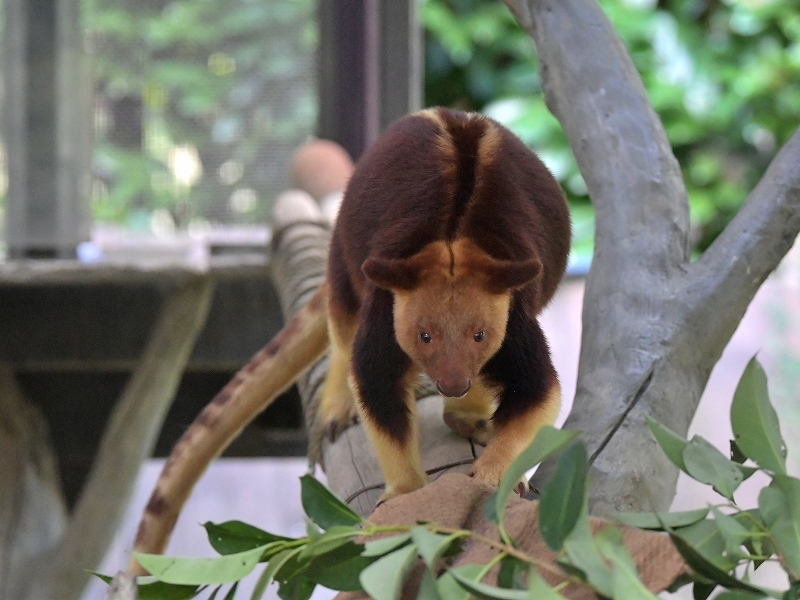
[85, 0, 316, 229]
[80, 0, 800, 255]
[423, 0, 800, 260]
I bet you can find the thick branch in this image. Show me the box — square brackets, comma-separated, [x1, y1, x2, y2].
[506, 0, 800, 515]
[33, 277, 214, 600]
[684, 126, 800, 359]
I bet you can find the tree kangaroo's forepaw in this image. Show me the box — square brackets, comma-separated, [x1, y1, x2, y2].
[319, 400, 360, 442]
[323, 411, 360, 442]
[469, 459, 528, 496]
[443, 410, 494, 445]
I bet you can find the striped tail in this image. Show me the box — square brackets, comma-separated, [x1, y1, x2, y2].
[129, 284, 329, 573]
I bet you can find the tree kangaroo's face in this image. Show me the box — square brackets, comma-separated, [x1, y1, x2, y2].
[391, 281, 510, 397]
[362, 239, 541, 398]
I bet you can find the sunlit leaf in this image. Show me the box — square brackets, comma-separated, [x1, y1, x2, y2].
[595, 525, 659, 599]
[363, 533, 412, 557]
[762, 476, 800, 580]
[134, 544, 267, 585]
[298, 526, 357, 559]
[646, 417, 689, 471]
[449, 567, 529, 599]
[675, 519, 735, 572]
[300, 475, 362, 529]
[709, 506, 750, 558]
[730, 357, 786, 475]
[417, 567, 442, 600]
[436, 565, 484, 600]
[527, 567, 568, 598]
[411, 527, 464, 569]
[538, 441, 589, 551]
[494, 426, 579, 532]
[683, 436, 743, 500]
[562, 506, 613, 598]
[359, 545, 417, 600]
[612, 508, 709, 530]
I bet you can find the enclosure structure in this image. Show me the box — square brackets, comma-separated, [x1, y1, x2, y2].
[0, 1, 420, 598]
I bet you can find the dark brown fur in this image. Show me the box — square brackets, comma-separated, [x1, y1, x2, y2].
[322, 107, 570, 497]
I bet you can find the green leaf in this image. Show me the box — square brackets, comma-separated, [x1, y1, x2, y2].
[359, 545, 418, 600]
[483, 491, 500, 524]
[298, 526, 358, 559]
[300, 474, 362, 529]
[594, 525, 659, 600]
[683, 436, 743, 500]
[612, 508, 709, 530]
[714, 591, 768, 600]
[562, 507, 613, 597]
[204, 521, 291, 556]
[497, 556, 527, 590]
[411, 527, 464, 569]
[134, 544, 268, 585]
[260, 548, 301, 590]
[277, 575, 315, 600]
[730, 357, 787, 474]
[449, 568, 529, 599]
[136, 579, 201, 600]
[363, 533, 412, 557]
[730, 440, 748, 464]
[436, 565, 484, 600]
[494, 426, 579, 532]
[90, 573, 201, 600]
[693, 581, 716, 600]
[527, 567, 568, 598]
[758, 487, 785, 527]
[669, 533, 767, 595]
[675, 519, 735, 572]
[709, 506, 751, 558]
[646, 416, 688, 471]
[417, 567, 441, 600]
[538, 442, 589, 551]
[250, 565, 272, 600]
[222, 582, 238, 600]
[307, 545, 373, 592]
[763, 476, 800, 580]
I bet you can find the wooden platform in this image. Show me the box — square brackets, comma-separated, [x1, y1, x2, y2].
[1, 251, 307, 507]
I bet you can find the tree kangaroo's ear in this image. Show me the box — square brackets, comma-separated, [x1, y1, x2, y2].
[481, 257, 542, 294]
[362, 257, 420, 291]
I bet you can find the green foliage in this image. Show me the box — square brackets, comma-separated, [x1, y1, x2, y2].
[85, 0, 316, 226]
[423, 0, 800, 255]
[99, 358, 800, 599]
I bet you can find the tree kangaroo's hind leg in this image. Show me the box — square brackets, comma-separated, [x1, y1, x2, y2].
[351, 288, 426, 500]
[470, 306, 561, 487]
[319, 305, 359, 439]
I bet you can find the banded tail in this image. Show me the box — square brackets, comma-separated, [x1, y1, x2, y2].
[129, 285, 329, 573]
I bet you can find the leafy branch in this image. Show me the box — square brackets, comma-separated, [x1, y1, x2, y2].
[100, 357, 799, 600]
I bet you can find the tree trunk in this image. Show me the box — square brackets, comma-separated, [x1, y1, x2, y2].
[503, 0, 800, 515]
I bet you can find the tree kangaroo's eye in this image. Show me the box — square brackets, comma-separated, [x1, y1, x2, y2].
[419, 332, 432, 344]
[474, 330, 485, 342]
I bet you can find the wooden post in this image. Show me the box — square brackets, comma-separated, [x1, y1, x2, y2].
[3, 0, 93, 258]
[317, 0, 421, 159]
